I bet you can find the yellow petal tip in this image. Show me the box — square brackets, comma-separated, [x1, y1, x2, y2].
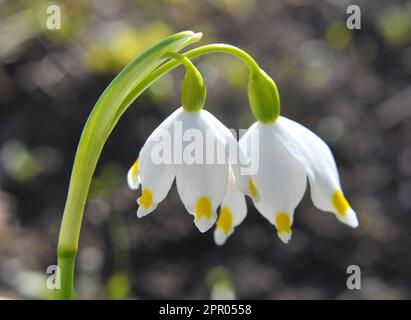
[275, 212, 292, 243]
[216, 207, 234, 235]
[248, 178, 257, 198]
[195, 196, 212, 221]
[139, 187, 153, 209]
[131, 159, 139, 177]
[332, 190, 350, 217]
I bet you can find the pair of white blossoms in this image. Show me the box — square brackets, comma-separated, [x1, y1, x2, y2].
[127, 107, 358, 245]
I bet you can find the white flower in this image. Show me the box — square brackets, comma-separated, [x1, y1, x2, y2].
[127, 107, 245, 233]
[235, 116, 359, 244]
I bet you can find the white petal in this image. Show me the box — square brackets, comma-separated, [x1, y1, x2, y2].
[278, 230, 292, 244]
[213, 166, 247, 245]
[339, 208, 358, 228]
[175, 110, 229, 232]
[137, 201, 158, 218]
[176, 162, 228, 232]
[202, 110, 255, 198]
[201, 110, 240, 163]
[275, 117, 358, 228]
[139, 149, 176, 205]
[214, 228, 228, 246]
[241, 122, 307, 243]
[134, 108, 182, 217]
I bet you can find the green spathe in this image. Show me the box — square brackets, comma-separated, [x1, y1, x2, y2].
[247, 69, 281, 123]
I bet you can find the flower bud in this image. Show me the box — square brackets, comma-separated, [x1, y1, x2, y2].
[247, 69, 280, 123]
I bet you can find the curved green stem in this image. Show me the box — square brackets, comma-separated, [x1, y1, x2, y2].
[159, 43, 260, 81]
[111, 44, 261, 131]
[188, 43, 260, 72]
[163, 51, 198, 73]
[56, 38, 262, 299]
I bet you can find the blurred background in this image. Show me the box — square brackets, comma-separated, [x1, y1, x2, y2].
[0, 0, 410, 299]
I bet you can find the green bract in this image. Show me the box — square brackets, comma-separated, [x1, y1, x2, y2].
[248, 69, 281, 123]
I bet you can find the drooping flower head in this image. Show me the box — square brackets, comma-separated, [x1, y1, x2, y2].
[230, 68, 359, 243]
[127, 53, 246, 233]
[128, 107, 245, 232]
[235, 117, 358, 243]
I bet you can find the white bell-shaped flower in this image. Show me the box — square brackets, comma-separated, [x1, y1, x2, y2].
[127, 107, 245, 233]
[235, 117, 358, 243]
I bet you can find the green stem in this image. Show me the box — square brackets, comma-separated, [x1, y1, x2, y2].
[157, 44, 261, 85]
[57, 251, 75, 299]
[163, 51, 198, 73]
[56, 39, 261, 299]
[187, 43, 260, 72]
